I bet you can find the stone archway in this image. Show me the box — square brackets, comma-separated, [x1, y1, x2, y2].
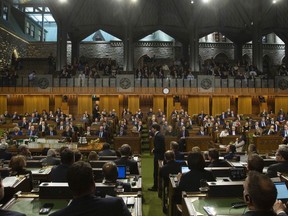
[214, 53, 229, 64]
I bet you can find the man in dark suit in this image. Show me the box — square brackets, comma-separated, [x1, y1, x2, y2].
[159, 150, 182, 213]
[149, 124, 165, 191]
[50, 161, 131, 216]
[243, 171, 282, 216]
[50, 148, 75, 182]
[178, 126, 189, 152]
[196, 126, 207, 136]
[96, 126, 108, 140]
[114, 144, 139, 175]
[207, 148, 229, 167]
[170, 141, 184, 160]
[46, 126, 57, 136]
[267, 145, 288, 178]
[98, 143, 116, 157]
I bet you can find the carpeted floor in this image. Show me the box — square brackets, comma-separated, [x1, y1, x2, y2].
[141, 153, 165, 216]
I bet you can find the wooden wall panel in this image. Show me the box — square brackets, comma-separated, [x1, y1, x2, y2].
[55, 95, 63, 112]
[99, 95, 120, 116]
[188, 96, 210, 115]
[128, 96, 139, 114]
[24, 95, 49, 114]
[166, 96, 174, 117]
[238, 96, 252, 114]
[212, 96, 230, 116]
[153, 96, 164, 114]
[7, 95, 24, 114]
[0, 96, 7, 115]
[275, 97, 288, 114]
[78, 95, 93, 116]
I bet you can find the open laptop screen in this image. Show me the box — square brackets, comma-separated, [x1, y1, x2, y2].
[181, 166, 190, 174]
[275, 182, 288, 201]
[117, 165, 126, 179]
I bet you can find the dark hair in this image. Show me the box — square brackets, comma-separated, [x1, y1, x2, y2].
[246, 171, 277, 210]
[102, 143, 110, 150]
[170, 141, 179, 151]
[248, 154, 264, 173]
[278, 145, 288, 161]
[164, 150, 175, 161]
[67, 161, 95, 197]
[152, 124, 160, 131]
[120, 144, 131, 157]
[60, 148, 75, 165]
[74, 150, 82, 162]
[208, 148, 219, 160]
[102, 162, 118, 182]
[187, 152, 205, 170]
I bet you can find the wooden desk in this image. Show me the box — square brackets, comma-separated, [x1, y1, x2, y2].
[182, 193, 244, 216]
[185, 136, 213, 151]
[28, 167, 52, 182]
[219, 135, 240, 145]
[114, 136, 141, 154]
[253, 135, 283, 154]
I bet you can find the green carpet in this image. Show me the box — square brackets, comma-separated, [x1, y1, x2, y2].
[141, 153, 165, 216]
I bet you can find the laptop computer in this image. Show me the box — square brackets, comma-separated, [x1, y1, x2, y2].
[181, 166, 190, 174]
[275, 182, 288, 202]
[117, 165, 126, 179]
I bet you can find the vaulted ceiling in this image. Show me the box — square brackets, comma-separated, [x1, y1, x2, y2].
[42, 0, 288, 44]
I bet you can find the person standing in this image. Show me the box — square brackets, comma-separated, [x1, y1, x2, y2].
[149, 124, 165, 191]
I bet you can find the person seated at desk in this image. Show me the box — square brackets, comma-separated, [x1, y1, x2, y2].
[38, 121, 48, 137]
[50, 148, 74, 182]
[115, 144, 139, 175]
[84, 126, 95, 136]
[243, 171, 287, 216]
[117, 126, 127, 137]
[9, 155, 33, 190]
[102, 162, 131, 192]
[267, 145, 288, 178]
[88, 151, 98, 162]
[95, 126, 108, 140]
[18, 144, 32, 160]
[11, 126, 23, 137]
[263, 125, 276, 135]
[161, 149, 182, 181]
[0, 143, 12, 160]
[26, 125, 38, 138]
[223, 144, 237, 160]
[165, 125, 177, 137]
[232, 133, 247, 152]
[208, 148, 229, 167]
[46, 126, 57, 136]
[170, 141, 184, 160]
[247, 154, 264, 173]
[160, 150, 182, 213]
[0, 176, 25, 216]
[40, 148, 60, 166]
[98, 143, 116, 157]
[50, 161, 131, 216]
[196, 126, 207, 136]
[219, 128, 229, 137]
[177, 152, 215, 195]
[178, 126, 189, 152]
[61, 125, 73, 138]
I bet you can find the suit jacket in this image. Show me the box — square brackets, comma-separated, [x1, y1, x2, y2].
[266, 161, 288, 178]
[178, 169, 215, 194]
[98, 149, 117, 157]
[46, 130, 57, 136]
[114, 157, 139, 175]
[153, 131, 165, 160]
[26, 129, 38, 137]
[196, 131, 207, 136]
[50, 194, 131, 216]
[50, 164, 71, 182]
[159, 160, 181, 187]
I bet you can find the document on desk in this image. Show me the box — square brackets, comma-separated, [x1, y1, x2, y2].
[3, 176, 18, 187]
[190, 198, 204, 216]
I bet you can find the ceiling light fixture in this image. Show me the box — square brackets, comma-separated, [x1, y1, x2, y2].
[131, 0, 137, 3]
[59, 0, 67, 3]
[202, 0, 210, 3]
[272, 0, 277, 3]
